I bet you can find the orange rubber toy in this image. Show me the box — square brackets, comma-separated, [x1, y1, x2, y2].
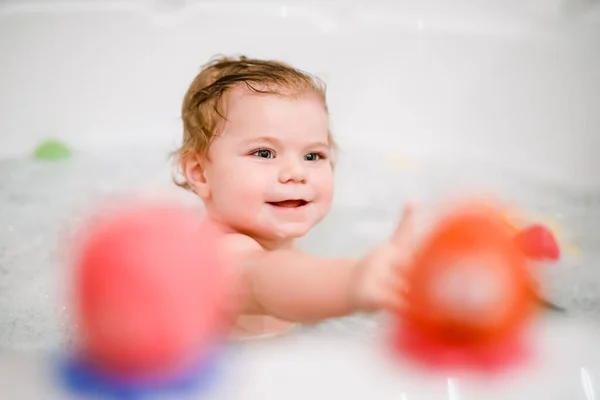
[393, 202, 539, 372]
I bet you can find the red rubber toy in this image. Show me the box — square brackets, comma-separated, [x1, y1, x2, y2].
[514, 224, 560, 261]
[71, 202, 232, 379]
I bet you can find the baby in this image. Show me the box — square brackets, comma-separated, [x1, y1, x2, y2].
[173, 55, 413, 338]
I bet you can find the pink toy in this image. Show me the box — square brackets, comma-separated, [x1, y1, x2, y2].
[70, 202, 232, 382]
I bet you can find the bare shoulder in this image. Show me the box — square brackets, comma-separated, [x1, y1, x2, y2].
[220, 233, 263, 255]
[217, 232, 265, 270]
[200, 219, 263, 259]
[220, 233, 263, 254]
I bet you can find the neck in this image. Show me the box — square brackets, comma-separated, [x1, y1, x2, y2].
[203, 214, 297, 251]
[255, 236, 295, 251]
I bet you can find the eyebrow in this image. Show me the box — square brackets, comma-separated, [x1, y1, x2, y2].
[243, 136, 281, 146]
[243, 136, 330, 149]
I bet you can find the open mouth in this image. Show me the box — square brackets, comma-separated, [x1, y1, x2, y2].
[267, 199, 309, 208]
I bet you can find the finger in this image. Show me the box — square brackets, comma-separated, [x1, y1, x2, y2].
[384, 271, 409, 296]
[390, 202, 415, 248]
[392, 251, 414, 274]
[381, 291, 407, 314]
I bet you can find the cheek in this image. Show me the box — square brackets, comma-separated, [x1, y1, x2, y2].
[210, 163, 267, 203]
[312, 166, 334, 203]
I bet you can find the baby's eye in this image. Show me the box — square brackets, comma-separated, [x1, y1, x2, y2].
[304, 152, 324, 162]
[252, 149, 274, 159]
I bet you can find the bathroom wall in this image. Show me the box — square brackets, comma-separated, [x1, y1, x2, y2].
[1, 0, 599, 185]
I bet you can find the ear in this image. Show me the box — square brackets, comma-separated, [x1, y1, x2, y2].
[182, 154, 211, 200]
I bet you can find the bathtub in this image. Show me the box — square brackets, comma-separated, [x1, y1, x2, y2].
[1, 0, 600, 398]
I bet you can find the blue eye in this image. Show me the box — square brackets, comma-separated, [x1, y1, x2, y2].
[304, 152, 323, 162]
[252, 149, 274, 159]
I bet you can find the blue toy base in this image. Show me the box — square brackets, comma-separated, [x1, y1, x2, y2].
[56, 350, 220, 399]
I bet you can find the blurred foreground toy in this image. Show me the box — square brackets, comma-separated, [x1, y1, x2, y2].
[393, 202, 538, 372]
[33, 138, 72, 161]
[59, 201, 234, 398]
[508, 217, 564, 311]
[514, 224, 560, 262]
[503, 209, 563, 262]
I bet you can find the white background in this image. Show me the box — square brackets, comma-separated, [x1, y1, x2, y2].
[1, 0, 599, 185]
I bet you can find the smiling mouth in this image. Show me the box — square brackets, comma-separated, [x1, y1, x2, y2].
[268, 200, 309, 208]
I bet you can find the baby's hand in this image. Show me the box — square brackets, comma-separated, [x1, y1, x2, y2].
[352, 203, 415, 313]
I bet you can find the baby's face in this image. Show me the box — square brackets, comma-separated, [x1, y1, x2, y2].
[200, 89, 334, 244]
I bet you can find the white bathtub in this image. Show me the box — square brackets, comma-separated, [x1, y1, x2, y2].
[1, 1, 600, 399]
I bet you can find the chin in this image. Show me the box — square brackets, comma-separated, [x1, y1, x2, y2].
[259, 221, 314, 242]
[274, 223, 313, 239]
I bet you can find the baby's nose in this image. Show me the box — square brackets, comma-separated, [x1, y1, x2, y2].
[278, 160, 307, 184]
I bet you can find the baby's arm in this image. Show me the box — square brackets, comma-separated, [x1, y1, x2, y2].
[221, 204, 414, 324]
[222, 234, 361, 323]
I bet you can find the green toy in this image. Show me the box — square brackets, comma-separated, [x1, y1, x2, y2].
[33, 139, 72, 161]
